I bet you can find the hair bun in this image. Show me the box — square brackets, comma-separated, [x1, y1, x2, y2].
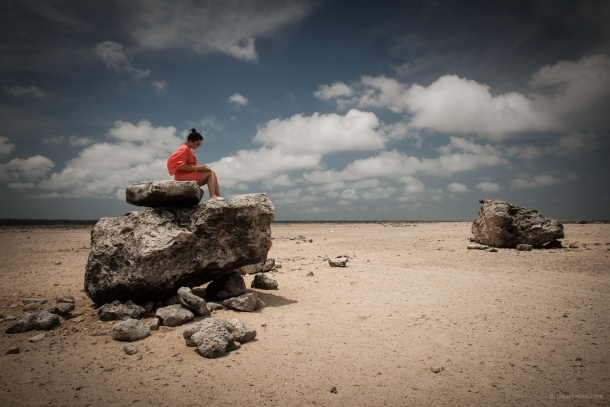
[191, 128, 196, 133]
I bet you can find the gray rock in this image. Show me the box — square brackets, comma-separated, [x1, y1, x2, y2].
[177, 287, 210, 316]
[155, 304, 194, 327]
[6, 346, 20, 355]
[126, 180, 204, 207]
[467, 244, 489, 250]
[228, 318, 257, 343]
[183, 317, 241, 358]
[96, 300, 145, 321]
[143, 301, 155, 313]
[226, 341, 241, 351]
[206, 302, 226, 312]
[569, 243, 579, 249]
[516, 244, 533, 251]
[23, 303, 40, 311]
[235, 263, 264, 275]
[251, 273, 278, 290]
[145, 317, 160, 331]
[29, 333, 46, 343]
[56, 296, 75, 304]
[206, 272, 246, 300]
[471, 199, 564, 248]
[66, 310, 83, 320]
[431, 366, 442, 373]
[223, 293, 265, 312]
[54, 302, 75, 315]
[85, 193, 274, 304]
[262, 259, 275, 272]
[329, 257, 348, 267]
[123, 344, 139, 355]
[33, 311, 60, 330]
[163, 295, 181, 306]
[111, 319, 150, 342]
[22, 298, 47, 305]
[5, 314, 36, 334]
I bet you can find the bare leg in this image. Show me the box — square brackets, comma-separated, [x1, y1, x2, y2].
[198, 170, 221, 199]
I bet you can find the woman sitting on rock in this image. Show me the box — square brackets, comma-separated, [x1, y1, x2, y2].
[167, 129, 224, 201]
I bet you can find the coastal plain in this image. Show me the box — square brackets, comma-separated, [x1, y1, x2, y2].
[0, 222, 608, 406]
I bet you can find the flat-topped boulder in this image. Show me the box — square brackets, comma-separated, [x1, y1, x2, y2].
[85, 193, 274, 304]
[126, 180, 204, 207]
[471, 199, 564, 248]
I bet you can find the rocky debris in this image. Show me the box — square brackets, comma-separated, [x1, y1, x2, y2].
[223, 293, 265, 312]
[56, 296, 75, 304]
[123, 344, 139, 355]
[544, 240, 563, 249]
[126, 180, 204, 207]
[44, 302, 75, 315]
[66, 310, 83, 320]
[177, 287, 210, 316]
[111, 319, 150, 342]
[29, 333, 46, 343]
[23, 303, 40, 311]
[22, 298, 47, 305]
[206, 302, 226, 312]
[251, 273, 278, 290]
[516, 244, 533, 251]
[328, 256, 348, 267]
[467, 244, 489, 250]
[183, 317, 256, 358]
[145, 318, 160, 331]
[5, 310, 61, 334]
[155, 304, 194, 327]
[85, 193, 274, 304]
[569, 243, 579, 249]
[206, 272, 246, 301]
[34, 311, 60, 330]
[471, 199, 564, 248]
[6, 346, 20, 355]
[96, 300, 145, 321]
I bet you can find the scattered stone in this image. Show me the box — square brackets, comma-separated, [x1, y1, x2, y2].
[5, 346, 20, 355]
[569, 243, 579, 249]
[177, 287, 210, 316]
[251, 273, 278, 290]
[471, 199, 564, 248]
[155, 304, 194, 327]
[223, 293, 265, 312]
[84, 194, 274, 304]
[489, 248, 498, 253]
[145, 318, 160, 331]
[23, 303, 40, 311]
[54, 302, 75, 315]
[328, 257, 348, 267]
[22, 298, 47, 305]
[56, 296, 75, 304]
[306, 271, 314, 277]
[309, 239, 313, 243]
[111, 319, 150, 342]
[275, 261, 282, 269]
[431, 367, 442, 374]
[29, 333, 46, 343]
[126, 180, 204, 207]
[206, 302, 226, 312]
[467, 244, 489, 250]
[96, 300, 145, 321]
[34, 311, 60, 330]
[516, 244, 533, 251]
[206, 272, 246, 301]
[123, 344, 139, 355]
[262, 259, 275, 272]
[228, 318, 257, 343]
[544, 240, 563, 249]
[183, 316, 255, 358]
[66, 310, 83, 319]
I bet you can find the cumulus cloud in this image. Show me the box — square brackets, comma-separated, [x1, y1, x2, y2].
[510, 173, 577, 189]
[3, 85, 47, 99]
[447, 182, 469, 192]
[0, 136, 15, 157]
[317, 54, 610, 139]
[476, 182, 501, 191]
[314, 81, 354, 100]
[124, 0, 313, 62]
[0, 155, 54, 181]
[95, 41, 151, 79]
[229, 93, 248, 106]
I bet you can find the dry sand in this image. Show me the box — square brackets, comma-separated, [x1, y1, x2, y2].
[0, 222, 609, 406]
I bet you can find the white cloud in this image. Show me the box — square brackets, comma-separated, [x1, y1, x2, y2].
[314, 81, 354, 100]
[510, 173, 577, 189]
[125, 0, 312, 62]
[151, 80, 168, 92]
[0, 136, 15, 157]
[0, 155, 54, 181]
[476, 182, 501, 192]
[254, 109, 385, 155]
[3, 85, 47, 99]
[262, 174, 293, 189]
[43, 135, 64, 145]
[229, 93, 248, 106]
[95, 41, 151, 79]
[8, 182, 36, 189]
[447, 182, 469, 192]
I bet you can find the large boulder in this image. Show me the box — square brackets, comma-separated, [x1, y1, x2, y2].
[471, 199, 564, 248]
[126, 180, 204, 207]
[84, 193, 274, 304]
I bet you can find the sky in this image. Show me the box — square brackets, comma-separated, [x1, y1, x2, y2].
[1, 0, 609, 221]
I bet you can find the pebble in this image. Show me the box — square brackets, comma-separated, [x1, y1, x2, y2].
[306, 272, 314, 277]
[489, 248, 498, 252]
[23, 303, 40, 311]
[6, 346, 20, 355]
[430, 366, 442, 373]
[54, 262, 61, 265]
[29, 333, 46, 343]
[123, 345, 139, 355]
[569, 243, 579, 249]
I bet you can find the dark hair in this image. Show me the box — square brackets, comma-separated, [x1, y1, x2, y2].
[187, 128, 203, 142]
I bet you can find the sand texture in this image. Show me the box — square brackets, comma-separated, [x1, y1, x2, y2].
[0, 222, 608, 406]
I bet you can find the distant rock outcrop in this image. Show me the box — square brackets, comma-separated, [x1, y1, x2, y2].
[126, 180, 204, 207]
[471, 199, 564, 248]
[84, 193, 274, 304]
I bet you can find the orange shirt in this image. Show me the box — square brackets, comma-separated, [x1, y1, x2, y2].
[167, 144, 196, 176]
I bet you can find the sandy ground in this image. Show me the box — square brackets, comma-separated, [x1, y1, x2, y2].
[0, 222, 609, 407]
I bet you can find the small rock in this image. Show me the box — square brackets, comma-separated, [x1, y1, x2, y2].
[145, 318, 160, 331]
[328, 257, 348, 267]
[184, 317, 236, 357]
[33, 311, 60, 330]
[431, 367, 441, 373]
[53, 262, 61, 265]
[251, 273, 278, 290]
[123, 344, 139, 355]
[111, 319, 150, 342]
[228, 318, 257, 343]
[23, 303, 40, 311]
[262, 259, 275, 272]
[223, 293, 265, 312]
[97, 300, 145, 321]
[206, 302, 226, 312]
[22, 298, 47, 305]
[306, 272, 314, 277]
[569, 243, 579, 249]
[467, 244, 489, 250]
[275, 261, 282, 269]
[29, 333, 46, 343]
[489, 248, 498, 252]
[66, 310, 83, 319]
[309, 239, 313, 243]
[56, 296, 75, 304]
[330, 387, 337, 394]
[155, 304, 194, 327]
[177, 287, 210, 316]
[54, 302, 75, 315]
[206, 272, 247, 300]
[163, 295, 181, 306]
[516, 244, 533, 251]
[6, 346, 20, 355]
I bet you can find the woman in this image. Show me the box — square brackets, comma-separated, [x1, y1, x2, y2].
[167, 129, 224, 201]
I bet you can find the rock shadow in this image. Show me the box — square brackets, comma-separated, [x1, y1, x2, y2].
[246, 289, 298, 308]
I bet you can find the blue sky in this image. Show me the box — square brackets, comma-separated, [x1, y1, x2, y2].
[1, 0, 609, 221]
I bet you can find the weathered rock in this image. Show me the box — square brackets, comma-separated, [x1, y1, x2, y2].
[29, 333, 46, 343]
[33, 311, 60, 330]
[467, 244, 489, 250]
[126, 180, 204, 207]
[85, 194, 274, 304]
[228, 318, 257, 343]
[6, 346, 20, 355]
[155, 304, 194, 327]
[471, 199, 564, 248]
[206, 272, 246, 300]
[329, 257, 348, 267]
[262, 259, 275, 272]
[163, 295, 181, 306]
[251, 273, 278, 290]
[5, 314, 36, 334]
[206, 302, 226, 312]
[569, 243, 579, 249]
[111, 319, 150, 342]
[516, 244, 533, 251]
[96, 300, 145, 321]
[54, 302, 75, 315]
[145, 317, 160, 331]
[143, 301, 155, 313]
[275, 261, 282, 269]
[223, 293, 265, 312]
[56, 296, 75, 304]
[182, 317, 247, 358]
[123, 344, 139, 355]
[177, 287, 210, 316]
[66, 310, 83, 320]
[23, 303, 40, 311]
